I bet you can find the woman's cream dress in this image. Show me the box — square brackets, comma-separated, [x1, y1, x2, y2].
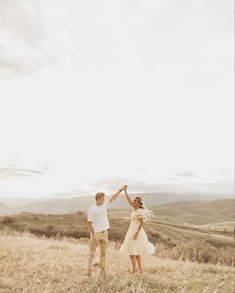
[120, 208, 155, 256]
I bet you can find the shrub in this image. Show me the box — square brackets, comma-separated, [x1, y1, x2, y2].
[0, 216, 15, 224]
[157, 240, 235, 266]
[46, 224, 54, 231]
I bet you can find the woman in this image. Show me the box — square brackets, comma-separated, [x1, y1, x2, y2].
[120, 185, 155, 273]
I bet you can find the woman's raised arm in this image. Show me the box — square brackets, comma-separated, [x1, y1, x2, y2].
[124, 186, 133, 207]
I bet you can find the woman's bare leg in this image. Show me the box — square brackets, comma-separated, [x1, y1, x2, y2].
[130, 255, 138, 273]
[136, 255, 143, 273]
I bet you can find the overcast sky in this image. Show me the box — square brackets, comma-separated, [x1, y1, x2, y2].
[0, 0, 234, 198]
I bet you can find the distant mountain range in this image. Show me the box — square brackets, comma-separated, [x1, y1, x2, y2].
[0, 202, 12, 215]
[0, 192, 234, 215]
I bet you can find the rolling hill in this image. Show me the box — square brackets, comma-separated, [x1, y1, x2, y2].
[0, 192, 233, 215]
[0, 202, 11, 215]
[150, 199, 235, 225]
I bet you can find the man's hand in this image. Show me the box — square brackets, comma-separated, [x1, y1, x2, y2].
[122, 185, 128, 191]
[87, 221, 95, 238]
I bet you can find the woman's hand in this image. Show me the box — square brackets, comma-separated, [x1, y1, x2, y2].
[123, 185, 128, 191]
[133, 232, 138, 240]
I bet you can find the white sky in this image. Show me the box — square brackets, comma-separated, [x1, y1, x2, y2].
[0, 0, 234, 197]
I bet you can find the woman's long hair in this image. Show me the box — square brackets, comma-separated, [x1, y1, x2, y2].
[134, 196, 154, 220]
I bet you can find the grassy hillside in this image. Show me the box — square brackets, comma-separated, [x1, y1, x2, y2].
[150, 199, 235, 225]
[0, 233, 234, 293]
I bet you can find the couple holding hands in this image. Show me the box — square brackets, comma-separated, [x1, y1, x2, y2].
[87, 185, 155, 276]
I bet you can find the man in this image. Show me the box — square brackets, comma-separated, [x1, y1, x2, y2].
[87, 186, 125, 275]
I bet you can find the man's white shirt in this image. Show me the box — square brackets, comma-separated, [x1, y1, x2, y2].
[87, 200, 111, 232]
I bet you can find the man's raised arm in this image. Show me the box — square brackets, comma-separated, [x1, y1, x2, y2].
[109, 186, 125, 204]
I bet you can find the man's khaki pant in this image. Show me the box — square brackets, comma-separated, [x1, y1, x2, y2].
[88, 230, 108, 272]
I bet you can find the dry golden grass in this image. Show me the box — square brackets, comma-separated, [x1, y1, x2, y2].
[0, 231, 234, 293]
[156, 241, 235, 266]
